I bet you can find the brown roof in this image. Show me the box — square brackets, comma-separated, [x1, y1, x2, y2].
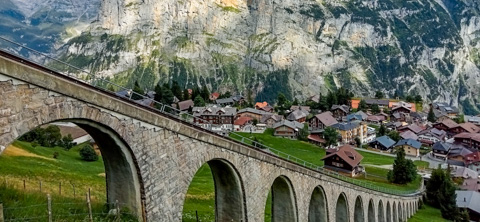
[400, 130, 419, 140]
[308, 134, 326, 144]
[55, 125, 89, 139]
[313, 112, 338, 127]
[398, 124, 425, 134]
[367, 115, 386, 122]
[178, 100, 194, 111]
[454, 133, 480, 142]
[459, 123, 480, 133]
[465, 151, 480, 165]
[434, 118, 459, 129]
[234, 117, 252, 126]
[322, 145, 363, 167]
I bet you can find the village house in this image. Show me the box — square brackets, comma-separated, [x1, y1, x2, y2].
[465, 151, 480, 173]
[456, 191, 480, 221]
[398, 124, 424, 134]
[54, 123, 93, 144]
[260, 114, 284, 128]
[273, 120, 304, 138]
[134, 98, 155, 107]
[192, 106, 237, 131]
[432, 102, 459, 118]
[400, 130, 419, 141]
[394, 139, 422, 157]
[322, 145, 364, 177]
[448, 146, 473, 165]
[454, 133, 480, 150]
[255, 101, 269, 110]
[432, 141, 451, 160]
[216, 97, 234, 106]
[365, 99, 390, 108]
[409, 112, 427, 124]
[389, 101, 416, 112]
[369, 135, 396, 151]
[234, 116, 252, 131]
[308, 112, 338, 133]
[178, 99, 194, 112]
[418, 128, 447, 145]
[449, 122, 480, 135]
[237, 108, 271, 121]
[308, 134, 326, 146]
[290, 105, 311, 113]
[460, 178, 480, 192]
[346, 113, 363, 122]
[465, 115, 480, 126]
[209, 92, 220, 101]
[255, 102, 274, 112]
[331, 121, 368, 144]
[433, 118, 459, 136]
[366, 115, 386, 124]
[331, 105, 350, 120]
[287, 108, 309, 123]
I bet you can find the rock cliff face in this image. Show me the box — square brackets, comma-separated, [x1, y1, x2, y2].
[41, 0, 480, 113]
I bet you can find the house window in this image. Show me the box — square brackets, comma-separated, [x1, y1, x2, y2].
[332, 162, 344, 168]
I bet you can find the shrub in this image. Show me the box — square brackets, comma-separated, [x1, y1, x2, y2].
[53, 152, 59, 159]
[79, 145, 98, 162]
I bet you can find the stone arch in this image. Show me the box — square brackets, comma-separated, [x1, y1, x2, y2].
[184, 158, 246, 221]
[368, 199, 375, 222]
[268, 175, 298, 222]
[336, 192, 349, 222]
[354, 196, 364, 222]
[386, 202, 392, 222]
[308, 185, 328, 222]
[393, 202, 398, 222]
[1, 118, 144, 220]
[378, 200, 385, 222]
[398, 203, 403, 222]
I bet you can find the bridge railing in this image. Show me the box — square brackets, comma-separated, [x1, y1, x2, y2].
[0, 37, 421, 196]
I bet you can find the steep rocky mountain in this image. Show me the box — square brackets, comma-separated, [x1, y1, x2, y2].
[4, 0, 480, 114]
[0, 0, 100, 54]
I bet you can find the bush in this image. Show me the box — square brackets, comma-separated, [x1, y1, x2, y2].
[79, 145, 98, 162]
[53, 152, 59, 159]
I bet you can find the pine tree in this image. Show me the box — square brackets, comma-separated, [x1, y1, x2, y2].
[378, 124, 387, 136]
[298, 123, 309, 141]
[194, 95, 205, 106]
[387, 148, 417, 184]
[183, 89, 190, 100]
[371, 104, 380, 114]
[171, 81, 183, 101]
[323, 127, 339, 147]
[426, 167, 462, 220]
[428, 107, 436, 122]
[375, 91, 384, 99]
[358, 99, 368, 112]
[131, 81, 145, 100]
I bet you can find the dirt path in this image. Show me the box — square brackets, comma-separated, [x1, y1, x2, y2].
[3, 144, 54, 161]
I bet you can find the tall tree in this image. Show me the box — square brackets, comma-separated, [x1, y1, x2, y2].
[428, 107, 436, 122]
[378, 124, 387, 136]
[200, 86, 210, 101]
[414, 95, 423, 103]
[323, 127, 339, 147]
[375, 91, 384, 99]
[326, 91, 337, 108]
[371, 104, 380, 114]
[131, 81, 145, 100]
[427, 168, 461, 220]
[183, 89, 190, 100]
[194, 95, 205, 106]
[387, 148, 417, 184]
[358, 99, 368, 112]
[387, 130, 401, 142]
[298, 123, 309, 141]
[406, 95, 414, 103]
[171, 81, 183, 101]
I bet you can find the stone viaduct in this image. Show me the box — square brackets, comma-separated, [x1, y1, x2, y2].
[0, 51, 422, 221]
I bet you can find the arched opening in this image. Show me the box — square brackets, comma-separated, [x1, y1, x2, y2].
[368, 199, 375, 222]
[308, 186, 328, 222]
[336, 193, 349, 222]
[0, 119, 144, 220]
[265, 176, 297, 222]
[182, 159, 246, 221]
[354, 196, 364, 222]
[398, 204, 403, 222]
[386, 202, 392, 222]
[393, 202, 398, 222]
[378, 200, 385, 222]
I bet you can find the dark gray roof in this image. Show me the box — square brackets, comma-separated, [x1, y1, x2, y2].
[115, 89, 131, 98]
[273, 120, 304, 130]
[355, 111, 368, 120]
[216, 98, 234, 104]
[456, 191, 480, 214]
[260, 114, 283, 123]
[346, 114, 363, 122]
[331, 105, 350, 114]
[238, 108, 271, 116]
[231, 95, 244, 102]
[432, 142, 451, 152]
[134, 98, 154, 107]
[365, 99, 389, 106]
[287, 109, 309, 121]
[373, 136, 396, 149]
[395, 139, 422, 149]
[193, 106, 237, 116]
[332, 122, 360, 131]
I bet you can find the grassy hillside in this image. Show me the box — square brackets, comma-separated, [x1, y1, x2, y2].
[408, 204, 447, 222]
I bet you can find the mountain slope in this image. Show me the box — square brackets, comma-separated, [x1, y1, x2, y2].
[6, 0, 480, 114]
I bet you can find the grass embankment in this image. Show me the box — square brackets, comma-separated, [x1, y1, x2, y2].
[408, 204, 447, 222]
[0, 141, 136, 221]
